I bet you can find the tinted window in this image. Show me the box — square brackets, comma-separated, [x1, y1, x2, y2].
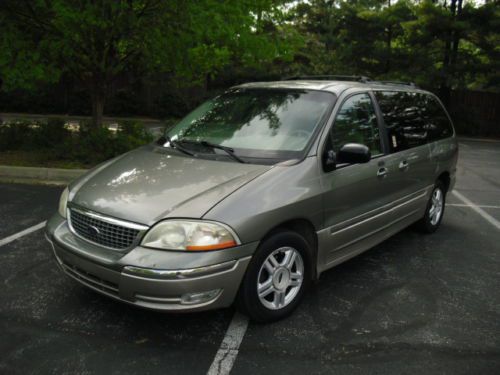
[421, 95, 453, 141]
[330, 93, 382, 155]
[374, 91, 428, 152]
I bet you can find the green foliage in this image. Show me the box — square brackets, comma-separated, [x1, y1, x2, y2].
[0, 119, 153, 167]
[0, 0, 302, 127]
[0, 122, 35, 151]
[32, 118, 69, 149]
[0, 0, 498, 139]
[288, 0, 499, 92]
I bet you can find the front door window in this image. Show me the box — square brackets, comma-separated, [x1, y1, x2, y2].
[330, 93, 382, 156]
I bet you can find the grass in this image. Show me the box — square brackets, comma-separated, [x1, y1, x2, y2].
[0, 150, 90, 169]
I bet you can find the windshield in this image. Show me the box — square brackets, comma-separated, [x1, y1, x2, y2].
[165, 89, 335, 162]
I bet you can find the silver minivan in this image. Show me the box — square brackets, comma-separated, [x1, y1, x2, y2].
[46, 77, 458, 322]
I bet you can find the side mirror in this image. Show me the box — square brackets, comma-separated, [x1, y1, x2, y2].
[337, 143, 371, 164]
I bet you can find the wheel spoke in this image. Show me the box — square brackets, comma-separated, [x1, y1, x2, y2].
[274, 290, 286, 308]
[284, 250, 297, 270]
[264, 257, 278, 273]
[290, 272, 302, 287]
[281, 249, 292, 266]
[269, 254, 280, 267]
[258, 279, 274, 298]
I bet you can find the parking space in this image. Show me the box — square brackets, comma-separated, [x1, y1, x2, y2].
[449, 140, 500, 221]
[0, 228, 233, 374]
[0, 139, 499, 375]
[0, 183, 61, 238]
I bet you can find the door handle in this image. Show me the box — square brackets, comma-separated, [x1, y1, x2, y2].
[377, 167, 388, 178]
[399, 160, 409, 171]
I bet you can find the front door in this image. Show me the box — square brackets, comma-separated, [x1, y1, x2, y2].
[318, 92, 400, 269]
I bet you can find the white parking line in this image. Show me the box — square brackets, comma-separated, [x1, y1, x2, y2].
[452, 191, 500, 230]
[447, 203, 500, 209]
[207, 312, 249, 375]
[0, 221, 47, 248]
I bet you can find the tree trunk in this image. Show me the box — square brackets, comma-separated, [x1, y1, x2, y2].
[385, 0, 392, 73]
[450, 0, 463, 77]
[90, 86, 106, 130]
[440, 0, 457, 108]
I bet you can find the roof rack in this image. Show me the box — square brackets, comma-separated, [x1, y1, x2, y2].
[284, 75, 371, 83]
[368, 80, 417, 88]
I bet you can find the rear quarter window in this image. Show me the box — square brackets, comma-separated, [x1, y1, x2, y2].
[420, 94, 454, 141]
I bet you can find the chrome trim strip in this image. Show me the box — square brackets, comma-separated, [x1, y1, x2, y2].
[330, 209, 419, 254]
[122, 257, 248, 280]
[328, 190, 427, 236]
[327, 185, 432, 234]
[135, 294, 181, 304]
[68, 204, 149, 231]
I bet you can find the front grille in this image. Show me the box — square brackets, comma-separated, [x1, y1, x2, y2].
[69, 208, 140, 249]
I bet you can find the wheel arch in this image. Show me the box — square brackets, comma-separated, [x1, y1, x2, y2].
[259, 218, 319, 280]
[437, 171, 451, 192]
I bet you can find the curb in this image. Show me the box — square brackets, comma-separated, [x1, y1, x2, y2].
[457, 136, 500, 143]
[0, 165, 87, 185]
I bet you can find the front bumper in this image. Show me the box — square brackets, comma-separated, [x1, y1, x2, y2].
[45, 214, 256, 312]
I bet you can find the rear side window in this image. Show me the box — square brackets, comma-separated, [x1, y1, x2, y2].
[330, 93, 382, 155]
[374, 91, 427, 152]
[375, 91, 453, 153]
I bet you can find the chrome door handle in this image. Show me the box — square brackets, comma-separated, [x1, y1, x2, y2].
[377, 167, 388, 178]
[399, 160, 409, 170]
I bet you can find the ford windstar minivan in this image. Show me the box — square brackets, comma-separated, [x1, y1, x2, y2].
[46, 76, 458, 322]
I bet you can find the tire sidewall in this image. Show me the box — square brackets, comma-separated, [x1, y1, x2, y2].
[238, 230, 312, 322]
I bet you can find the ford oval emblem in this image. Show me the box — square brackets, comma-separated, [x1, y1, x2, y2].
[87, 225, 100, 238]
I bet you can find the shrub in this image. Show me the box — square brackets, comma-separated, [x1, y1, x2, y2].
[0, 118, 154, 167]
[0, 121, 36, 151]
[32, 118, 70, 149]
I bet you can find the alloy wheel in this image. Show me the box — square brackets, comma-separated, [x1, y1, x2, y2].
[429, 187, 444, 225]
[257, 246, 304, 310]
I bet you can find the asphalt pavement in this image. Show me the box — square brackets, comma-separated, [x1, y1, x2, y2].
[0, 139, 499, 375]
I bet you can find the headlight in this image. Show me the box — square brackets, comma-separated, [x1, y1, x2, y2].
[141, 220, 239, 251]
[58, 187, 69, 218]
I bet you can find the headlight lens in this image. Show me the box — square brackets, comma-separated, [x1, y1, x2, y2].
[141, 220, 239, 251]
[58, 187, 69, 218]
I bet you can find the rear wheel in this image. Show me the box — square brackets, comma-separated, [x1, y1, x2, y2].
[417, 181, 446, 233]
[237, 230, 311, 322]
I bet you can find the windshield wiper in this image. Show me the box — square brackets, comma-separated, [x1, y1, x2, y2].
[159, 135, 196, 157]
[199, 140, 246, 163]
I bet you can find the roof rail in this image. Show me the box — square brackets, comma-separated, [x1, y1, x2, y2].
[368, 80, 417, 88]
[283, 75, 371, 83]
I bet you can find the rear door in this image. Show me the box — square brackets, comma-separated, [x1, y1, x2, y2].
[373, 90, 434, 218]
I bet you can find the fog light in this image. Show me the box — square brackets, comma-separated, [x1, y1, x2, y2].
[181, 289, 222, 305]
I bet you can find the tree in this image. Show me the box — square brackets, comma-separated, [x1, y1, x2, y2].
[0, 0, 299, 128]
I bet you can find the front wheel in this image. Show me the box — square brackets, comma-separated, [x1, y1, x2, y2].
[237, 230, 311, 323]
[417, 181, 446, 233]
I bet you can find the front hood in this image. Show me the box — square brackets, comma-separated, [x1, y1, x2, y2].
[70, 146, 271, 225]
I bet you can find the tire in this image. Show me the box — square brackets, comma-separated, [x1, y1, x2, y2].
[417, 180, 446, 233]
[237, 230, 312, 323]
